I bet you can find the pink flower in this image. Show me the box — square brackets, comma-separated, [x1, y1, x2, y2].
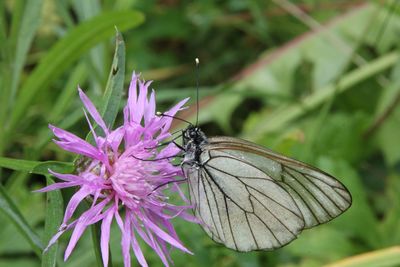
[38, 72, 196, 267]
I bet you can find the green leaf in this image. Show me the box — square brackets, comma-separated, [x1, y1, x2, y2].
[32, 161, 74, 176]
[100, 31, 126, 130]
[7, 10, 144, 139]
[41, 176, 63, 267]
[0, 157, 73, 175]
[0, 184, 43, 258]
[0, 157, 40, 172]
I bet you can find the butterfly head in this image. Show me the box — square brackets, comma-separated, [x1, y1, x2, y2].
[182, 125, 208, 147]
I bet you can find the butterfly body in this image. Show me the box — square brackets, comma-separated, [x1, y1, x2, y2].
[182, 125, 208, 167]
[181, 125, 352, 252]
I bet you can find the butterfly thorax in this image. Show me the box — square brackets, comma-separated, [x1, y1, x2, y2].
[182, 126, 208, 167]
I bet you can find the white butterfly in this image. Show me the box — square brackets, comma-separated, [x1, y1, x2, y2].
[181, 126, 352, 252]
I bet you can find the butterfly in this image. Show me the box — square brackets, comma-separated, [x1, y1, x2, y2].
[180, 125, 352, 252]
[176, 59, 352, 252]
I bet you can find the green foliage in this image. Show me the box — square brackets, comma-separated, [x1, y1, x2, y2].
[0, 0, 400, 267]
[42, 176, 63, 267]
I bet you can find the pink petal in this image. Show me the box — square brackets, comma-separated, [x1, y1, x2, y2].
[62, 187, 91, 225]
[83, 109, 103, 149]
[115, 210, 132, 267]
[64, 198, 109, 260]
[100, 207, 115, 267]
[161, 97, 189, 133]
[48, 170, 83, 182]
[133, 80, 149, 123]
[64, 222, 88, 261]
[122, 215, 132, 267]
[44, 220, 77, 252]
[78, 87, 109, 135]
[157, 143, 181, 159]
[49, 125, 101, 159]
[144, 90, 156, 124]
[107, 127, 124, 152]
[142, 215, 191, 253]
[128, 73, 139, 121]
[34, 181, 79, 192]
[145, 229, 169, 267]
[131, 233, 148, 267]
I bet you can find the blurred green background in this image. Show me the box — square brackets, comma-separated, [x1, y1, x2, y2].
[1, 0, 400, 266]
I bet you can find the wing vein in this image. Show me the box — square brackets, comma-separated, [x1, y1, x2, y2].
[200, 171, 223, 242]
[249, 200, 282, 247]
[284, 168, 330, 221]
[202, 167, 248, 212]
[224, 197, 238, 250]
[302, 174, 343, 212]
[203, 170, 227, 242]
[280, 173, 320, 223]
[245, 212, 259, 249]
[206, 164, 303, 220]
[252, 195, 297, 237]
[286, 165, 346, 191]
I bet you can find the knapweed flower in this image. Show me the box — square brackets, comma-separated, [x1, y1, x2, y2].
[38, 72, 196, 267]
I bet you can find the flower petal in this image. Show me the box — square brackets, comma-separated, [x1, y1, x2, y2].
[48, 170, 83, 182]
[33, 181, 79, 192]
[62, 187, 91, 225]
[144, 89, 155, 124]
[122, 214, 132, 267]
[44, 220, 77, 252]
[49, 125, 101, 159]
[142, 214, 191, 254]
[134, 80, 150, 123]
[131, 232, 148, 267]
[161, 97, 189, 133]
[78, 87, 109, 135]
[64, 198, 109, 260]
[100, 207, 115, 267]
[128, 72, 139, 122]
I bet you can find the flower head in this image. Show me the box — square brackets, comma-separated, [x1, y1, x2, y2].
[39, 72, 195, 267]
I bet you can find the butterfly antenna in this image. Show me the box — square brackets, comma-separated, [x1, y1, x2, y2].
[156, 112, 193, 126]
[195, 57, 200, 126]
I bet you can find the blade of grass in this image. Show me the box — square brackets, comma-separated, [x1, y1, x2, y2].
[54, 0, 75, 28]
[6, 10, 144, 143]
[243, 51, 400, 141]
[0, 184, 43, 258]
[10, 0, 43, 106]
[324, 246, 400, 267]
[41, 176, 63, 267]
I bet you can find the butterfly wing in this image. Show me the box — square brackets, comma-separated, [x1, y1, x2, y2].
[208, 136, 352, 228]
[182, 144, 305, 251]
[183, 136, 351, 252]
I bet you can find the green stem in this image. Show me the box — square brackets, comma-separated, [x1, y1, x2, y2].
[90, 221, 105, 267]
